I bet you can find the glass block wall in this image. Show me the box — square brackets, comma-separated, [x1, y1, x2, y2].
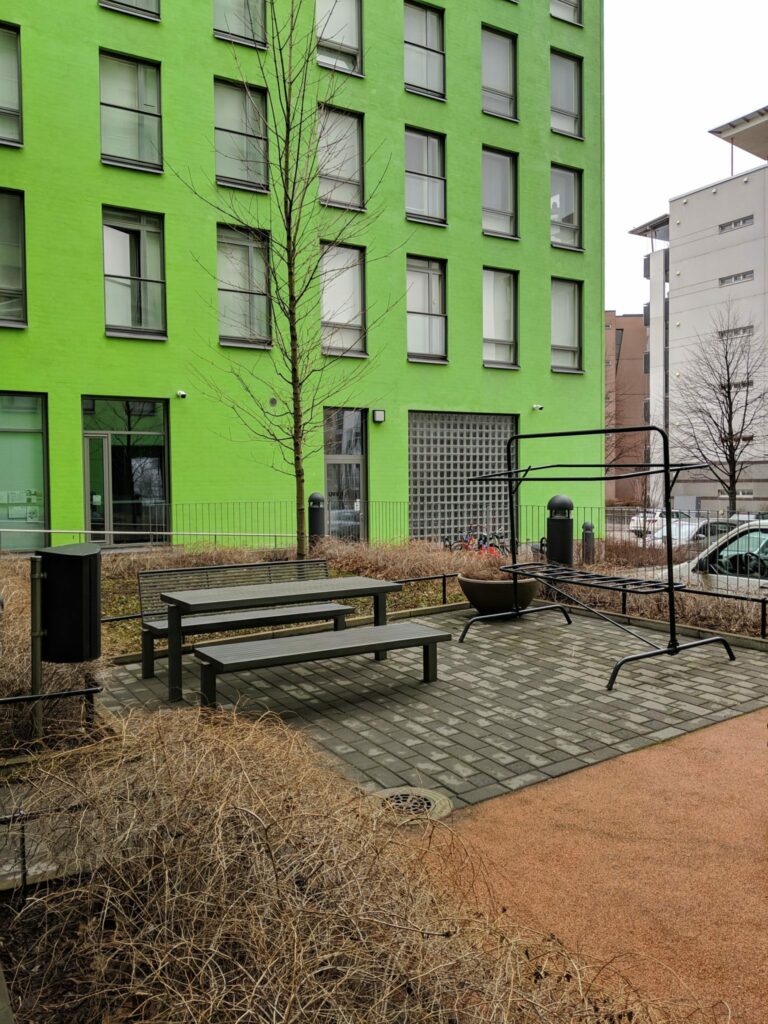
[408, 411, 517, 541]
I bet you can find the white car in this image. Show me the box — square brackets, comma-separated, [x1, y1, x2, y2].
[629, 508, 696, 537]
[648, 518, 733, 549]
[670, 520, 768, 593]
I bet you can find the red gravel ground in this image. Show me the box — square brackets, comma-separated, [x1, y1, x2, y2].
[454, 708, 768, 1023]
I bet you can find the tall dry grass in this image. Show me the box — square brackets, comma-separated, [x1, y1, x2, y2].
[2, 711, 721, 1023]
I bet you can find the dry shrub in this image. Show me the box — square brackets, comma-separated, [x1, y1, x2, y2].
[0, 558, 102, 753]
[314, 537, 508, 581]
[2, 711, 715, 1023]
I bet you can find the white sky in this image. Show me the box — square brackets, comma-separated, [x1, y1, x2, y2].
[604, 0, 768, 314]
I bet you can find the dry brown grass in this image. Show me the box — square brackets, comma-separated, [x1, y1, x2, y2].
[1, 711, 719, 1023]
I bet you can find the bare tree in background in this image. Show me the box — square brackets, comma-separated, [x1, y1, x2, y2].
[672, 305, 768, 511]
[191, 0, 390, 557]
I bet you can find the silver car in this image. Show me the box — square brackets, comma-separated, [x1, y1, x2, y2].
[672, 520, 768, 593]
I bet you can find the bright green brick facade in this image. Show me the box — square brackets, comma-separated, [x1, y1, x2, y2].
[0, 0, 604, 547]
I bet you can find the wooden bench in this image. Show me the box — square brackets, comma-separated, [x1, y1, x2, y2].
[137, 558, 352, 680]
[193, 622, 453, 708]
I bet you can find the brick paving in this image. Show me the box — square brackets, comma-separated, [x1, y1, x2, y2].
[103, 610, 768, 808]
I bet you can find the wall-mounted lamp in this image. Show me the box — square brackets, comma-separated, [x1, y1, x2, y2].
[371, 409, 386, 424]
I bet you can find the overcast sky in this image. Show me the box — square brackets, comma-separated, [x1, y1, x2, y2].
[604, 0, 768, 314]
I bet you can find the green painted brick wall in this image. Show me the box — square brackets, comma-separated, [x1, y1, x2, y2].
[0, 0, 605, 541]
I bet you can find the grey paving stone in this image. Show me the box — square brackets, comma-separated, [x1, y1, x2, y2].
[103, 609, 768, 809]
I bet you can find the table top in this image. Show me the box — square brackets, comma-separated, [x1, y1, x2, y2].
[161, 574, 403, 613]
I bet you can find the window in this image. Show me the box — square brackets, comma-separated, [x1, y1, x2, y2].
[0, 393, 47, 550]
[316, 0, 361, 73]
[0, 25, 21, 144]
[318, 106, 363, 208]
[404, 2, 444, 98]
[100, 53, 162, 170]
[321, 245, 365, 355]
[550, 165, 581, 247]
[551, 51, 581, 136]
[407, 257, 446, 360]
[103, 207, 165, 336]
[642, 398, 650, 424]
[482, 148, 516, 237]
[718, 324, 754, 340]
[324, 408, 367, 541]
[99, 0, 160, 19]
[483, 269, 516, 366]
[405, 129, 445, 223]
[550, 0, 581, 24]
[719, 270, 754, 287]
[214, 0, 266, 45]
[0, 190, 25, 325]
[551, 278, 581, 369]
[643, 350, 650, 374]
[217, 226, 270, 346]
[214, 80, 268, 190]
[706, 528, 768, 578]
[719, 215, 754, 234]
[482, 28, 515, 119]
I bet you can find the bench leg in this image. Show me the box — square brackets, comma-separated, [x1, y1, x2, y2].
[167, 605, 183, 703]
[200, 663, 218, 709]
[423, 643, 437, 683]
[373, 593, 387, 660]
[141, 629, 155, 680]
[333, 614, 346, 631]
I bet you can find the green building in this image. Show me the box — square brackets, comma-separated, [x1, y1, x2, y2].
[0, 0, 604, 551]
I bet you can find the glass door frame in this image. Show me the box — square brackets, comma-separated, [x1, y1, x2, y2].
[323, 408, 368, 541]
[83, 433, 111, 543]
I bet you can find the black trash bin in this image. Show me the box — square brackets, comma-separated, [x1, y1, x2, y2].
[37, 543, 101, 662]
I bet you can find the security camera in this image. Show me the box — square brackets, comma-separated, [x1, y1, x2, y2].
[176, 390, 187, 399]
[532, 404, 544, 411]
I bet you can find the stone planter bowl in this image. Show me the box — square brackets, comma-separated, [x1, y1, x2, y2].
[457, 574, 539, 616]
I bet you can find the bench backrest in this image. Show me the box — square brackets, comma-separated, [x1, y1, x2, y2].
[138, 558, 329, 620]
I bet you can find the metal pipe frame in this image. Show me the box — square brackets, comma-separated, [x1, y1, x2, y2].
[469, 425, 737, 690]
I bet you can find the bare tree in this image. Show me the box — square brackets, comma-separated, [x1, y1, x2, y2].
[672, 305, 768, 511]
[190, 0, 390, 557]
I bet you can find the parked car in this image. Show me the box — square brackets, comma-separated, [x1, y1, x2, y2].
[648, 518, 733, 549]
[669, 519, 768, 593]
[629, 508, 697, 537]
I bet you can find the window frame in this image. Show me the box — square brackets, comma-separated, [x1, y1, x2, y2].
[216, 225, 271, 349]
[482, 266, 518, 369]
[316, 0, 363, 75]
[550, 49, 583, 139]
[406, 255, 447, 363]
[213, 0, 267, 48]
[405, 126, 446, 225]
[99, 50, 163, 172]
[0, 188, 27, 328]
[481, 25, 517, 122]
[551, 277, 582, 372]
[98, 0, 161, 22]
[320, 242, 367, 358]
[0, 22, 22, 147]
[482, 146, 518, 239]
[550, 163, 583, 250]
[102, 205, 167, 340]
[214, 77, 269, 192]
[317, 104, 365, 211]
[719, 270, 754, 287]
[404, 1, 446, 100]
[550, 0, 582, 26]
[0, 391, 50, 549]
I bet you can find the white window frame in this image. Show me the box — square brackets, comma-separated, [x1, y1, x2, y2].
[719, 270, 754, 287]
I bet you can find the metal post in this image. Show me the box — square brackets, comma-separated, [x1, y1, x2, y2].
[441, 574, 447, 605]
[30, 556, 44, 741]
[581, 520, 595, 564]
[661, 429, 678, 651]
[761, 598, 767, 640]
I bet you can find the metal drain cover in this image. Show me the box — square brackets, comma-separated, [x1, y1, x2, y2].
[374, 786, 453, 821]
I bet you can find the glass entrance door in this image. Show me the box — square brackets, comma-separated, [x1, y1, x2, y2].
[85, 434, 109, 542]
[323, 408, 366, 541]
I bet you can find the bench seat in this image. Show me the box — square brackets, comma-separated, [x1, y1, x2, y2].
[193, 622, 452, 707]
[141, 602, 352, 679]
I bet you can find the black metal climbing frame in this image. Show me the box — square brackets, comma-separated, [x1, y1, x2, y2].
[464, 425, 736, 691]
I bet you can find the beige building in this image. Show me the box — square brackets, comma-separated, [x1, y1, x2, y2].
[605, 311, 649, 505]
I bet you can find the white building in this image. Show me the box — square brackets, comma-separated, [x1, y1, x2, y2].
[632, 107, 768, 512]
